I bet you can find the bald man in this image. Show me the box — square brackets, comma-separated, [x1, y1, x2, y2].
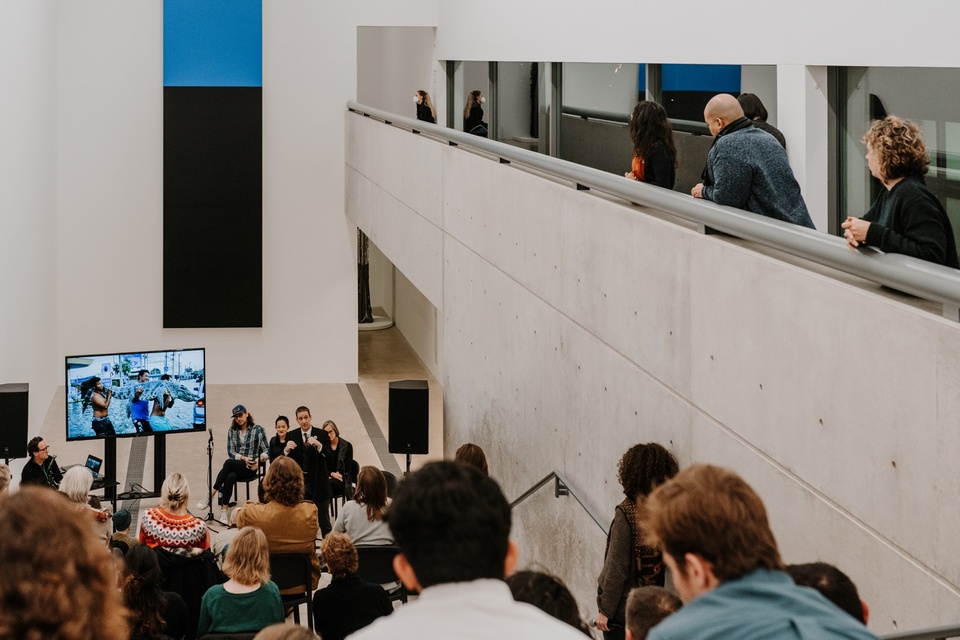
[691, 94, 815, 229]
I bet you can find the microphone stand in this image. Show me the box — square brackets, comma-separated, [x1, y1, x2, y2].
[203, 430, 216, 523]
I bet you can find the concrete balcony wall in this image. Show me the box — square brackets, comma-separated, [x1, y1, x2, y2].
[345, 110, 960, 634]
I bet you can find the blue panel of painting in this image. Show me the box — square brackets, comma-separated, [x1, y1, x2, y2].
[662, 64, 740, 93]
[164, 0, 262, 87]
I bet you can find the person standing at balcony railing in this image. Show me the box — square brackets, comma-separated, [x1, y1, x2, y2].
[842, 116, 959, 268]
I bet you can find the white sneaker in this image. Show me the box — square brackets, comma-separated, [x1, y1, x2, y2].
[218, 509, 229, 526]
[196, 496, 209, 510]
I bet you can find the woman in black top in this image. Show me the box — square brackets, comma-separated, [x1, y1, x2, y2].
[625, 100, 677, 190]
[842, 116, 959, 267]
[415, 89, 436, 124]
[463, 90, 487, 137]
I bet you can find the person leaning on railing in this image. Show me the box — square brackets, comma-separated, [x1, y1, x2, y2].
[842, 116, 959, 268]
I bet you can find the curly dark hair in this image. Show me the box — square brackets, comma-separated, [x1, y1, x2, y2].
[262, 456, 304, 507]
[628, 101, 678, 169]
[618, 443, 679, 500]
[123, 544, 167, 640]
[863, 115, 929, 181]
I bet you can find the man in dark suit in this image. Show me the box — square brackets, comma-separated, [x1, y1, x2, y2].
[288, 405, 333, 535]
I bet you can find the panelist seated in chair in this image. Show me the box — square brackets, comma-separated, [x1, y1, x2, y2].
[197, 527, 284, 638]
[236, 457, 321, 591]
[288, 405, 332, 536]
[313, 533, 392, 640]
[320, 420, 354, 498]
[332, 466, 393, 546]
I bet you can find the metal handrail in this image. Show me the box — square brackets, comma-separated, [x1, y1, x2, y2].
[882, 624, 960, 640]
[508, 469, 609, 535]
[561, 105, 710, 135]
[347, 101, 960, 321]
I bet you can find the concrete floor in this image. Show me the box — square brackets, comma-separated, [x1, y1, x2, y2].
[20, 325, 444, 539]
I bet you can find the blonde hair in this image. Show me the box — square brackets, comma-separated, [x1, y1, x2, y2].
[159, 472, 190, 511]
[60, 466, 93, 504]
[223, 526, 271, 586]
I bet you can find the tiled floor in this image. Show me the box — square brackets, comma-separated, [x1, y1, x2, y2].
[22, 325, 444, 536]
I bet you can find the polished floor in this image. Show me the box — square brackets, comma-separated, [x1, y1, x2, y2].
[19, 325, 444, 536]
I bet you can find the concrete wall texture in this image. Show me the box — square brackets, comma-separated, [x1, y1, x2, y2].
[346, 111, 960, 635]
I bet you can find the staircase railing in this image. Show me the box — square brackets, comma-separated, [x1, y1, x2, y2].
[509, 469, 609, 535]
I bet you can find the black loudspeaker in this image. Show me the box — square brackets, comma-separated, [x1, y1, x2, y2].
[388, 380, 429, 455]
[0, 384, 29, 460]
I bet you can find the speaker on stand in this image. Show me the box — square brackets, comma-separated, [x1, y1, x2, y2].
[0, 384, 29, 464]
[387, 380, 429, 475]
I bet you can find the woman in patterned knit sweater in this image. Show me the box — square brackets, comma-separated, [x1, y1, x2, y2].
[140, 472, 210, 555]
[595, 443, 680, 640]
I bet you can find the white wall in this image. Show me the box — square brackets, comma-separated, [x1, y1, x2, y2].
[346, 111, 960, 634]
[0, 0, 59, 443]
[52, 0, 383, 385]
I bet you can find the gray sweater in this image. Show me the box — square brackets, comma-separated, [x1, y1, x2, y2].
[702, 124, 815, 229]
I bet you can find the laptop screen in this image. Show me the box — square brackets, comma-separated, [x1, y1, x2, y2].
[84, 455, 102, 479]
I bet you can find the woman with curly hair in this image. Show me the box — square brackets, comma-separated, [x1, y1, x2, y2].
[123, 543, 190, 640]
[595, 443, 679, 640]
[236, 455, 320, 589]
[332, 465, 393, 546]
[842, 116, 959, 267]
[0, 487, 129, 640]
[625, 101, 677, 189]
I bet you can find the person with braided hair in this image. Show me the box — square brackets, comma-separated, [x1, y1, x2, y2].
[596, 443, 680, 640]
[122, 543, 190, 640]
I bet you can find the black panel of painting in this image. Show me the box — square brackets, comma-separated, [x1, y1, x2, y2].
[163, 86, 262, 328]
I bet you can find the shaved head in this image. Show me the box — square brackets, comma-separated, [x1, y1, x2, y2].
[704, 94, 745, 136]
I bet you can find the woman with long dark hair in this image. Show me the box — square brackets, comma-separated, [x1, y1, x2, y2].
[331, 465, 393, 545]
[625, 101, 678, 190]
[123, 544, 190, 640]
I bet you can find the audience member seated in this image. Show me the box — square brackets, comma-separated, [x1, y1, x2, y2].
[236, 456, 321, 590]
[197, 526, 285, 637]
[112, 508, 140, 551]
[644, 464, 878, 640]
[140, 472, 211, 555]
[123, 543, 191, 640]
[312, 532, 393, 640]
[454, 443, 489, 475]
[268, 414, 296, 462]
[0, 487, 129, 640]
[0, 462, 10, 497]
[597, 443, 679, 640]
[787, 562, 869, 625]
[321, 419, 354, 498]
[254, 624, 320, 640]
[60, 465, 112, 543]
[349, 461, 588, 640]
[20, 436, 63, 488]
[332, 465, 393, 546]
[507, 569, 592, 636]
[624, 586, 682, 640]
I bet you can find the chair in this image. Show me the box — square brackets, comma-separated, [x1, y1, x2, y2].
[355, 544, 407, 603]
[331, 459, 361, 517]
[269, 553, 315, 630]
[382, 470, 398, 499]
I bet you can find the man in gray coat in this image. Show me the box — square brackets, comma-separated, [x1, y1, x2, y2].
[691, 94, 815, 229]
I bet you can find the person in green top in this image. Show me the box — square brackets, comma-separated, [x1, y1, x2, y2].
[196, 526, 284, 637]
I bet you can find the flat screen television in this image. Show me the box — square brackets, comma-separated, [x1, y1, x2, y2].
[66, 348, 205, 441]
